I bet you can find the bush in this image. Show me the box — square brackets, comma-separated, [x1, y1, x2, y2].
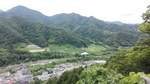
[107, 46, 150, 74]
[77, 64, 123, 84]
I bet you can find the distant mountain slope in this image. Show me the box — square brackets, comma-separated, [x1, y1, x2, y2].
[0, 6, 49, 23]
[48, 13, 140, 47]
[0, 6, 140, 48]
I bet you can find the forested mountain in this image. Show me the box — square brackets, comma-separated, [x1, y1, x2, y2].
[0, 6, 140, 48]
[0, 5, 149, 84]
[0, 6, 49, 23]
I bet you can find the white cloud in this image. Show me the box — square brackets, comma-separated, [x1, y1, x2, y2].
[0, 0, 149, 23]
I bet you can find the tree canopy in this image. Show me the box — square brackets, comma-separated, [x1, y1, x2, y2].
[139, 5, 150, 34]
[107, 5, 150, 74]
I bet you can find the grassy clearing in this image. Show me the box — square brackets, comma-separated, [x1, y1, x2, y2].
[83, 44, 108, 55]
[48, 44, 82, 54]
[48, 44, 113, 55]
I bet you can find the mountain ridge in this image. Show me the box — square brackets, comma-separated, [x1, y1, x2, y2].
[1, 6, 137, 24]
[0, 5, 140, 48]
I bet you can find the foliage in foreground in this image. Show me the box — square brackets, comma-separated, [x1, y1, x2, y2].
[107, 46, 150, 74]
[31, 65, 149, 84]
[107, 5, 150, 74]
[76, 65, 123, 84]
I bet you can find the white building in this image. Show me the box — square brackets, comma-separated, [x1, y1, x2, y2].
[80, 52, 89, 56]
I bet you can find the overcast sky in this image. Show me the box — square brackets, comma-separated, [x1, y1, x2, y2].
[0, 0, 149, 23]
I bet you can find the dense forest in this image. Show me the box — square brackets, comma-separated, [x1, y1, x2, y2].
[0, 6, 140, 48]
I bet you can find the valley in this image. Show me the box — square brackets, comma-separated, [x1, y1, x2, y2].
[0, 5, 149, 84]
[0, 59, 106, 83]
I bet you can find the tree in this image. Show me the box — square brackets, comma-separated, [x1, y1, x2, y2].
[139, 5, 150, 46]
[107, 5, 150, 74]
[76, 65, 123, 84]
[139, 5, 150, 34]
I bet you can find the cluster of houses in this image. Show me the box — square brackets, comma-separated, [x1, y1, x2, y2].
[36, 63, 80, 80]
[0, 64, 32, 84]
[0, 60, 106, 83]
[36, 60, 106, 80]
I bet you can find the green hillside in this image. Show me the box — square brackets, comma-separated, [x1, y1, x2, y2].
[0, 6, 142, 67]
[0, 6, 140, 49]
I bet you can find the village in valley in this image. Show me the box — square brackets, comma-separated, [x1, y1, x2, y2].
[0, 60, 106, 83]
[0, 44, 107, 83]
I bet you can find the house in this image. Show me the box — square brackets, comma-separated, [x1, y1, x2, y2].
[80, 52, 89, 56]
[26, 44, 41, 49]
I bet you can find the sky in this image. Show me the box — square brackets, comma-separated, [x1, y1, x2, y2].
[0, 0, 149, 23]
